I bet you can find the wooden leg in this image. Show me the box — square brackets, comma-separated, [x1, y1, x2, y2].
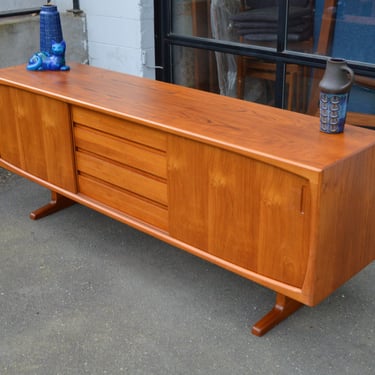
[29, 191, 75, 220]
[251, 293, 303, 337]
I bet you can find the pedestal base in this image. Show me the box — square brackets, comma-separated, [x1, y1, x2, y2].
[30, 191, 75, 220]
[252, 293, 303, 336]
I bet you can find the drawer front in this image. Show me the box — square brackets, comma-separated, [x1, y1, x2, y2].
[72, 106, 168, 229]
[72, 106, 166, 151]
[78, 175, 168, 232]
[74, 125, 167, 179]
[75, 151, 167, 206]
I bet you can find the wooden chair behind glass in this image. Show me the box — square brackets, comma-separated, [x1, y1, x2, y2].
[235, 0, 314, 111]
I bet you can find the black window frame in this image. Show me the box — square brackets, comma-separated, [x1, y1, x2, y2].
[154, 0, 375, 109]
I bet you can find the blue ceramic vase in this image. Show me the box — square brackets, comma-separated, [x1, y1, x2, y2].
[319, 58, 354, 134]
[40, 4, 63, 54]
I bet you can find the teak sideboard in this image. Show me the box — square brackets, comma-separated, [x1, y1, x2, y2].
[1, 63, 374, 336]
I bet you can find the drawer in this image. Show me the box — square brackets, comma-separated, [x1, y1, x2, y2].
[76, 151, 167, 206]
[72, 106, 167, 151]
[78, 175, 168, 231]
[72, 106, 169, 224]
[74, 125, 166, 179]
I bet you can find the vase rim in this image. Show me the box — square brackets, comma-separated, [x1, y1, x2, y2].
[41, 4, 57, 9]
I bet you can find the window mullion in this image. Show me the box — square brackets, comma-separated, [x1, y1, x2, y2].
[275, 0, 289, 109]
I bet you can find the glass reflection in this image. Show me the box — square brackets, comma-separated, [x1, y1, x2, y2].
[170, 1, 375, 123]
[311, 0, 375, 64]
[173, 0, 282, 48]
[173, 1, 375, 65]
[173, 46, 279, 108]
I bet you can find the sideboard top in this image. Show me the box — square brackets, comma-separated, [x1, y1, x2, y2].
[1, 63, 375, 175]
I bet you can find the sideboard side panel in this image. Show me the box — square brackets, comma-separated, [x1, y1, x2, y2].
[309, 146, 375, 304]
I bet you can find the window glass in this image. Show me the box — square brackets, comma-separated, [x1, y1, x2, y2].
[307, 65, 375, 127]
[306, 0, 375, 64]
[173, 46, 283, 107]
[169, 0, 375, 125]
[173, 0, 279, 49]
[286, 0, 314, 52]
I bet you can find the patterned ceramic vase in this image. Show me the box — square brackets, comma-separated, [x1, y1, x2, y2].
[319, 58, 354, 134]
[40, 4, 63, 54]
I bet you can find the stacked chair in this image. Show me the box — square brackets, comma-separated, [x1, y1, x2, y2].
[232, 0, 314, 111]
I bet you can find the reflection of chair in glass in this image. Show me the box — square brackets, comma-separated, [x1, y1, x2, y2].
[346, 77, 375, 128]
[237, 57, 304, 110]
[234, 0, 314, 111]
[307, 0, 375, 128]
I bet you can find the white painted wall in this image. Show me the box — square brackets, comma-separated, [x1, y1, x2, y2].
[0, 1, 44, 11]
[57, 0, 155, 78]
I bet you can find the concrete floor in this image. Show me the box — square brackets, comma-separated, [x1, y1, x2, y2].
[0, 167, 374, 375]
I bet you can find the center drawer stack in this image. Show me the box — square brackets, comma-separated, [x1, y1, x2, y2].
[72, 106, 168, 231]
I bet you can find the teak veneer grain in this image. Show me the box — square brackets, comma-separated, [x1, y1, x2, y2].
[1, 63, 374, 336]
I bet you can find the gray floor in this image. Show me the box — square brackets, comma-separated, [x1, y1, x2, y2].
[1, 167, 374, 375]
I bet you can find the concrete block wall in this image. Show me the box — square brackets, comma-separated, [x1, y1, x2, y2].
[0, 15, 39, 68]
[0, 12, 88, 69]
[1, 0, 44, 12]
[76, 0, 156, 78]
